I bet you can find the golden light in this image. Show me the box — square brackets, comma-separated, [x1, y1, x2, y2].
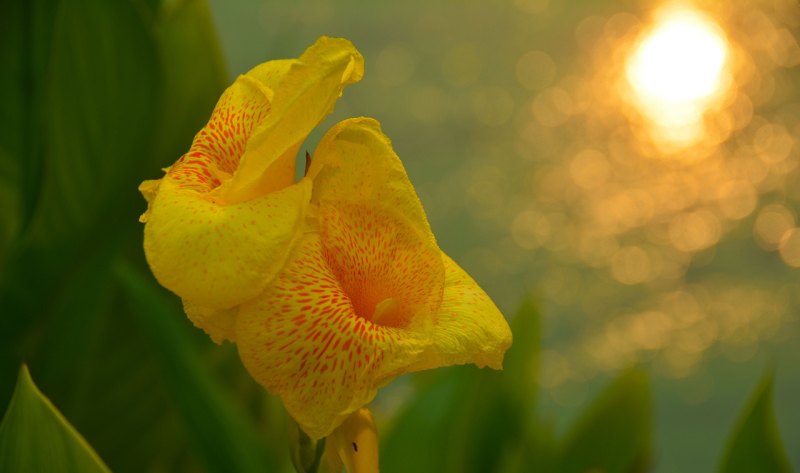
[625, 6, 731, 145]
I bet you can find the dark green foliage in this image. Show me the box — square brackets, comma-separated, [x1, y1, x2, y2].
[718, 374, 793, 473]
[0, 366, 110, 473]
[115, 261, 280, 473]
[33, 0, 158, 243]
[382, 300, 541, 473]
[0, 0, 796, 471]
[0, 0, 285, 471]
[152, 0, 229, 169]
[558, 368, 652, 473]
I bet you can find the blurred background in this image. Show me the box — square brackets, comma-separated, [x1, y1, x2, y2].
[1, 0, 798, 472]
[208, 0, 800, 470]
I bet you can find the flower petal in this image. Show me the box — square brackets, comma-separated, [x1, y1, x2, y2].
[235, 196, 442, 438]
[308, 117, 434, 242]
[164, 61, 283, 196]
[319, 201, 444, 328]
[307, 118, 510, 367]
[182, 300, 238, 344]
[235, 232, 429, 439]
[235, 204, 510, 438]
[219, 37, 364, 203]
[142, 177, 311, 315]
[411, 253, 513, 371]
[326, 408, 379, 473]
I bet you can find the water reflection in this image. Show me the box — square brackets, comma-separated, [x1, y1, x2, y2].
[508, 0, 800, 386]
[219, 0, 800, 399]
[625, 6, 731, 146]
[214, 0, 800, 466]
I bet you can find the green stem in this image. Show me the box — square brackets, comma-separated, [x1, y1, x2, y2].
[288, 416, 327, 473]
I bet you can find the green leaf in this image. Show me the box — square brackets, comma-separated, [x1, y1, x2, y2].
[0, 365, 110, 473]
[380, 367, 466, 473]
[444, 300, 542, 473]
[14, 241, 192, 473]
[288, 416, 326, 473]
[151, 0, 228, 170]
[718, 373, 793, 473]
[0, 0, 60, 236]
[501, 298, 540, 420]
[382, 301, 540, 473]
[30, 0, 158, 243]
[558, 367, 652, 473]
[113, 260, 280, 473]
[0, 150, 20, 263]
[0, 0, 24, 255]
[31, 241, 118, 394]
[0, 0, 160, 421]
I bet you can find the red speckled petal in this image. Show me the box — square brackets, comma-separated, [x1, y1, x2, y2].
[236, 232, 429, 440]
[165, 61, 290, 195]
[166, 84, 263, 193]
[319, 201, 443, 328]
[236, 202, 510, 438]
[218, 37, 364, 203]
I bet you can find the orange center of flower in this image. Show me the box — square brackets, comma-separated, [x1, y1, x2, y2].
[320, 201, 444, 328]
[371, 298, 400, 325]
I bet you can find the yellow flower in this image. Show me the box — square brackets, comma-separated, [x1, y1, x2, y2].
[139, 37, 363, 343]
[140, 37, 512, 441]
[238, 116, 511, 439]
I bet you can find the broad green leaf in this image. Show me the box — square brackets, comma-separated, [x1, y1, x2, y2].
[380, 367, 466, 473]
[382, 301, 540, 473]
[151, 0, 228, 169]
[0, 0, 60, 236]
[502, 299, 540, 421]
[718, 373, 792, 473]
[114, 260, 280, 473]
[558, 367, 652, 473]
[31, 241, 117, 394]
[17, 240, 194, 473]
[0, 0, 25, 174]
[30, 0, 158, 243]
[0, 0, 24, 256]
[0, 365, 110, 473]
[443, 300, 541, 473]
[1, 0, 160, 406]
[46, 308, 194, 473]
[0, 150, 20, 264]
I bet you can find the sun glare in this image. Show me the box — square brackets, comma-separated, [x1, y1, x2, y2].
[626, 6, 731, 145]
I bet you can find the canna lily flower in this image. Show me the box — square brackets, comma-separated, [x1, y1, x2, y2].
[237, 117, 512, 439]
[140, 37, 363, 343]
[140, 37, 512, 444]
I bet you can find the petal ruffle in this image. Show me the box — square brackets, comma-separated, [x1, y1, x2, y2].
[408, 253, 513, 371]
[218, 37, 364, 203]
[142, 177, 311, 315]
[308, 117, 435, 243]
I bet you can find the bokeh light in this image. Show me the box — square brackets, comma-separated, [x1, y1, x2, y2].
[502, 0, 800, 393]
[209, 1, 800, 468]
[626, 6, 731, 146]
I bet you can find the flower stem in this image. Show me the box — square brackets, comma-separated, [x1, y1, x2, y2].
[288, 416, 326, 473]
